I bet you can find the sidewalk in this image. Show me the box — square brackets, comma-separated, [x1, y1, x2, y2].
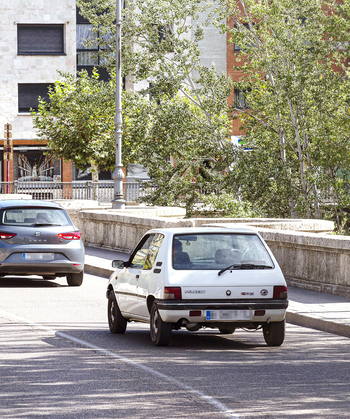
[84, 246, 350, 339]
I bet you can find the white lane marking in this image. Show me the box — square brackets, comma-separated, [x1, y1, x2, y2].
[0, 309, 240, 419]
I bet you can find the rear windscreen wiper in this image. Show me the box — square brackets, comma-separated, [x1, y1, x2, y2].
[239, 263, 273, 270]
[218, 264, 240, 276]
[218, 263, 273, 276]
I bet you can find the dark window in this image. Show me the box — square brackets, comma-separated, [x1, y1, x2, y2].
[76, 7, 112, 82]
[234, 23, 254, 52]
[18, 84, 51, 113]
[76, 7, 90, 24]
[234, 89, 249, 110]
[17, 24, 64, 55]
[73, 163, 112, 181]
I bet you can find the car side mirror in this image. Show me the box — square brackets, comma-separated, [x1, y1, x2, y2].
[112, 260, 126, 269]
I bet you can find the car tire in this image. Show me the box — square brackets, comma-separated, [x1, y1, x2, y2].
[66, 271, 84, 287]
[108, 291, 127, 334]
[218, 327, 235, 334]
[263, 319, 285, 346]
[150, 302, 172, 346]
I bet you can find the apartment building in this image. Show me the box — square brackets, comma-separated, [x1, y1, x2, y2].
[0, 1, 227, 184]
[0, 0, 76, 183]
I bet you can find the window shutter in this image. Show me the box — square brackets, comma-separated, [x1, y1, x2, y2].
[18, 25, 64, 54]
[18, 84, 51, 113]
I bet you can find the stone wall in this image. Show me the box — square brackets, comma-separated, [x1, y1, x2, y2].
[72, 208, 335, 252]
[258, 229, 350, 298]
[66, 206, 350, 297]
[75, 209, 193, 253]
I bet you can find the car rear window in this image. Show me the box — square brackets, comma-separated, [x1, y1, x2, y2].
[173, 233, 274, 270]
[1, 207, 71, 226]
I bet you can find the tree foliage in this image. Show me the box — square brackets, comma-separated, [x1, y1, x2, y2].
[122, 70, 233, 215]
[75, 0, 233, 213]
[32, 70, 116, 173]
[214, 0, 350, 225]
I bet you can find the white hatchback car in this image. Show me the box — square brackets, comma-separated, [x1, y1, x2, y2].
[107, 227, 288, 346]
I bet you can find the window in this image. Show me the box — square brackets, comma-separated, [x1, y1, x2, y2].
[173, 233, 273, 270]
[234, 89, 249, 110]
[16, 151, 58, 181]
[144, 234, 165, 270]
[130, 235, 156, 269]
[234, 23, 255, 52]
[17, 24, 64, 55]
[76, 7, 111, 81]
[18, 83, 51, 113]
[1, 208, 70, 227]
[151, 25, 174, 51]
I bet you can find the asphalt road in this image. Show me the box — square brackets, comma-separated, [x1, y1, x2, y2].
[1, 272, 350, 419]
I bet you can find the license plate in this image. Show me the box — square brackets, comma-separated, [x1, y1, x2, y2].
[22, 253, 55, 261]
[206, 310, 253, 321]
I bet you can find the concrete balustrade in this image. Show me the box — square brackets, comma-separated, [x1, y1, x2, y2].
[62, 203, 350, 298]
[258, 228, 350, 298]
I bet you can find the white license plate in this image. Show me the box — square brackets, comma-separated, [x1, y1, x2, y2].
[22, 253, 55, 261]
[206, 310, 253, 321]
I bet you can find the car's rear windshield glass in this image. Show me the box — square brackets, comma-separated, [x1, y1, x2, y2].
[173, 233, 274, 270]
[1, 208, 71, 226]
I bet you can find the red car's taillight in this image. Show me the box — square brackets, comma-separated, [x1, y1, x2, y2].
[58, 231, 81, 240]
[273, 286, 288, 299]
[0, 232, 16, 240]
[164, 287, 182, 300]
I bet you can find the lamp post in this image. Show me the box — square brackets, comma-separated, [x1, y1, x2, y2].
[4, 123, 13, 194]
[112, 0, 125, 209]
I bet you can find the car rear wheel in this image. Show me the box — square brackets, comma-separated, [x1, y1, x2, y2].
[263, 319, 285, 346]
[66, 271, 84, 286]
[108, 291, 127, 334]
[150, 302, 172, 346]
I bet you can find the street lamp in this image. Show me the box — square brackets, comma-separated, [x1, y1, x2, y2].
[112, 0, 125, 209]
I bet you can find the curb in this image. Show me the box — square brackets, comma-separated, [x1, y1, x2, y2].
[286, 311, 350, 339]
[84, 263, 114, 279]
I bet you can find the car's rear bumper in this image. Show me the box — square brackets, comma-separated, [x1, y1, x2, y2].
[156, 298, 288, 311]
[0, 262, 84, 276]
[156, 299, 288, 324]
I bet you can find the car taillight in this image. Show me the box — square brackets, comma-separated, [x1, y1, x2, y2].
[273, 286, 288, 299]
[58, 231, 81, 240]
[0, 232, 16, 240]
[164, 287, 182, 300]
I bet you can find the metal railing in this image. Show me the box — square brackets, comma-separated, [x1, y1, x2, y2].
[0, 181, 140, 203]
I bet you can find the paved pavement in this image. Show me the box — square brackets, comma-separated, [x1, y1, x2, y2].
[84, 246, 350, 339]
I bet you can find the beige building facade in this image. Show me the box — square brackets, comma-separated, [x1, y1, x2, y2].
[0, 0, 76, 182]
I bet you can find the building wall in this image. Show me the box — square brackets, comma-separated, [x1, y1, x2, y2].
[0, 0, 76, 182]
[196, 3, 227, 75]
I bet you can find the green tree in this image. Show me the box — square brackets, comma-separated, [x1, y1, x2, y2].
[75, 0, 233, 213]
[32, 68, 232, 215]
[76, 0, 231, 145]
[76, 0, 208, 95]
[122, 69, 233, 215]
[215, 0, 350, 226]
[32, 70, 116, 183]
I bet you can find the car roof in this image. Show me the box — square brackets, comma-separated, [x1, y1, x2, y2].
[0, 200, 63, 209]
[146, 226, 259, 235]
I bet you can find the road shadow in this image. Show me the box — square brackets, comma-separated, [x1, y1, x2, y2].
[97, 325, 266, 351]
[0, 276, 64, 288]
